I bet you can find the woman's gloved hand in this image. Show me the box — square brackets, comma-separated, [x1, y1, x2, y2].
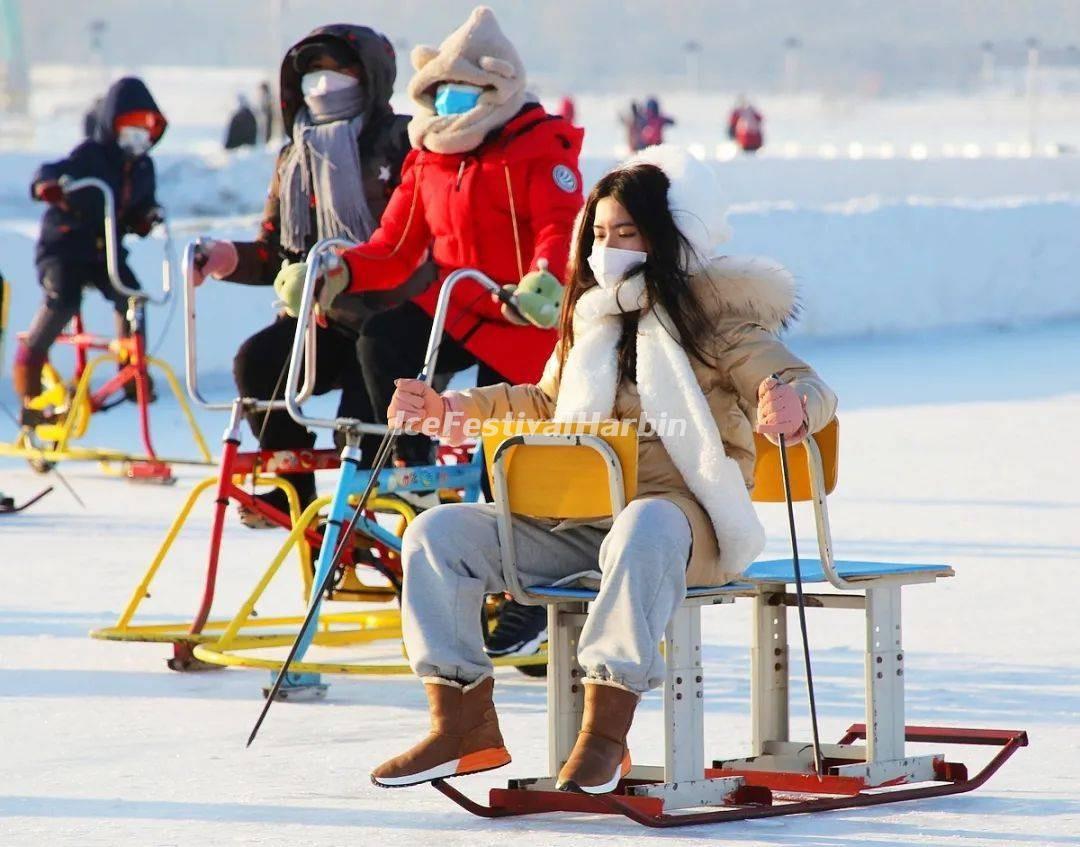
[756, 376, 808, 445]
[192, 239, 238, 286]
[387, 378, 447, 435]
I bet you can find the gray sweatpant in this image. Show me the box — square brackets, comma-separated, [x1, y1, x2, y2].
[400, 497, 691, 693]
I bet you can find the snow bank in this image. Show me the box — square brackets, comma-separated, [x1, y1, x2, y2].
[0, 148, 275, 221]
[4, 194, 1078, 381]
[4, 144, 1080, 219]
[727, 198, 1080, 337]
[2, 134, 1079, 381]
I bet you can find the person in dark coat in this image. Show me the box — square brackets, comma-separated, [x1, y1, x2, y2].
[257, 81, 276, 143]
[224, 95, 258, 149]
[193, 24, 432, 524]
[620, 100, 644, 152]
[14, 77, 167, 425]
[83, 96, 103, 138]
[639, 96, 675, 147]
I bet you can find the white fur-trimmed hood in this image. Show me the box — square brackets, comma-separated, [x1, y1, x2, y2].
[623, 144, 732, 268]
[575, 144, 799, 333]
[694, 255, 798, 333]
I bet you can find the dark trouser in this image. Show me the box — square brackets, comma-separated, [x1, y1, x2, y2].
[17, 257, 140, 399]
[24, 257, 139, 357]
[233, 316, 378, 498]
[357, 302, 506, 465]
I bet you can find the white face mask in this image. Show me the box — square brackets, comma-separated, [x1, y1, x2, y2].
[301, 69, 359, 99]
[587, 246, 647, 289]
[117, 126, 152, 157]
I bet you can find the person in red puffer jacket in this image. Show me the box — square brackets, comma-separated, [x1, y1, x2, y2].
[311, 6, 584, 469]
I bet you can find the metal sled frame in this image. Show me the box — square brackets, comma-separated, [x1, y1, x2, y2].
[188, 248, 545, 680]
[189, 438, 508, 676]
[432, 427, 1027, 827]
[90, 240, 387, 667]
[1, 178, 211, 480]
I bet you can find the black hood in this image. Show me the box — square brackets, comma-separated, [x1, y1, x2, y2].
[280, 24, 397, 134]
[92, 76, 167, 147]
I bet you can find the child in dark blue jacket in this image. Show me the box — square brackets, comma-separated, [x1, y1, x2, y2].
[14, 76, 167, 425]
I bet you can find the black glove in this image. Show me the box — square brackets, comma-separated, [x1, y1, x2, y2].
[131, 206, 165, 237]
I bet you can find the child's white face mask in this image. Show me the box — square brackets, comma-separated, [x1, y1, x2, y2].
[587, 246, 647, 289]
[117, 126, 152, 157]
[301, 69, 359, 99]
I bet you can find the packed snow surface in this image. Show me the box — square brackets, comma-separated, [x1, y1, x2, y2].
[0, 321, 1077, 846]
[1, 66, 1078, 845]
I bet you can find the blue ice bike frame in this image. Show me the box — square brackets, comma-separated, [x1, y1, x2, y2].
[273, 239, 501, 693]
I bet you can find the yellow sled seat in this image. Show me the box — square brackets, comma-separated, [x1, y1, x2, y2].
[480, 419, 637, 519]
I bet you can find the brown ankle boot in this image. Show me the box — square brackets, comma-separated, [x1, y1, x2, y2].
[11, 355, 43, 401]
[556, 682, 638, 794]
[371, 675, 510, 788]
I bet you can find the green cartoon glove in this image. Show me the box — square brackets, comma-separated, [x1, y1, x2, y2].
[272, 262, 307, 318]
[510, 262, 564, 329]
[272, 254, 351, 321]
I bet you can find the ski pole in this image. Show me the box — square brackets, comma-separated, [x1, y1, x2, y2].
[246, 267, 509, 746]
[246, 425, 401, 746]
[772, 376, 824, 778]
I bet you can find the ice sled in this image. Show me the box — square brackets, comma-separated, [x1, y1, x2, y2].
[190, 250, 549, 689]
[426, 417, 1027, 826]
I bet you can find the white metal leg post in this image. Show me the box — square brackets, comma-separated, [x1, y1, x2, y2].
[547, 602, 587, 777]
[663, 604, 705, 783]
[865, 585, 905, 763]
[751, 587, 790, 755]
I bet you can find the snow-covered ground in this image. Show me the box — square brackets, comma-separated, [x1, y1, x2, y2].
[0, 320, 1078, 846]
[1, 65, 1078, 844]
[2, 319, 1080, 847]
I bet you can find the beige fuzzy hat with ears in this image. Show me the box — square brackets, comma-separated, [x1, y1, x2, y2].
[407, 6, 531, 154]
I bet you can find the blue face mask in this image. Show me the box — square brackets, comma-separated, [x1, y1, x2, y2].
[434, 83, 483, 117]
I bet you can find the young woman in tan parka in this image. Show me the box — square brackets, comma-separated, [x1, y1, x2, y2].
[370, 146, 837, 795]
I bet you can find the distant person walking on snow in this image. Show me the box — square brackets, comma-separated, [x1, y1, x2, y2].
[620, 100, 644, 151]
[639, 96, 674, 147]
[257, 81, 276, 143]
[728, 96, 764, 154]
[224, 94, 258, 150]
[82, 96, 103, 138]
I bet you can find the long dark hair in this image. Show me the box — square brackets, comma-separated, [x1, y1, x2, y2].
[558, 163, 713, 382]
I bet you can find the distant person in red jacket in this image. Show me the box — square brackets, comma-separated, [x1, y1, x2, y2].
[729, 96, 764, 154]
[639, 96, 674, 147]
[311, 6, 584, 468]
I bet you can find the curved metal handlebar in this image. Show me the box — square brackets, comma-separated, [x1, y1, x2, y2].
[285, 237, 386, 434]
[182, 239, 317, 413]
[284, 250, 520, 435]
[420, 267, 516, 381]
[57, 176, 173, 306]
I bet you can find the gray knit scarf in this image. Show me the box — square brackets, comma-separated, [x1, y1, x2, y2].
[279, 85, 378, 253]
